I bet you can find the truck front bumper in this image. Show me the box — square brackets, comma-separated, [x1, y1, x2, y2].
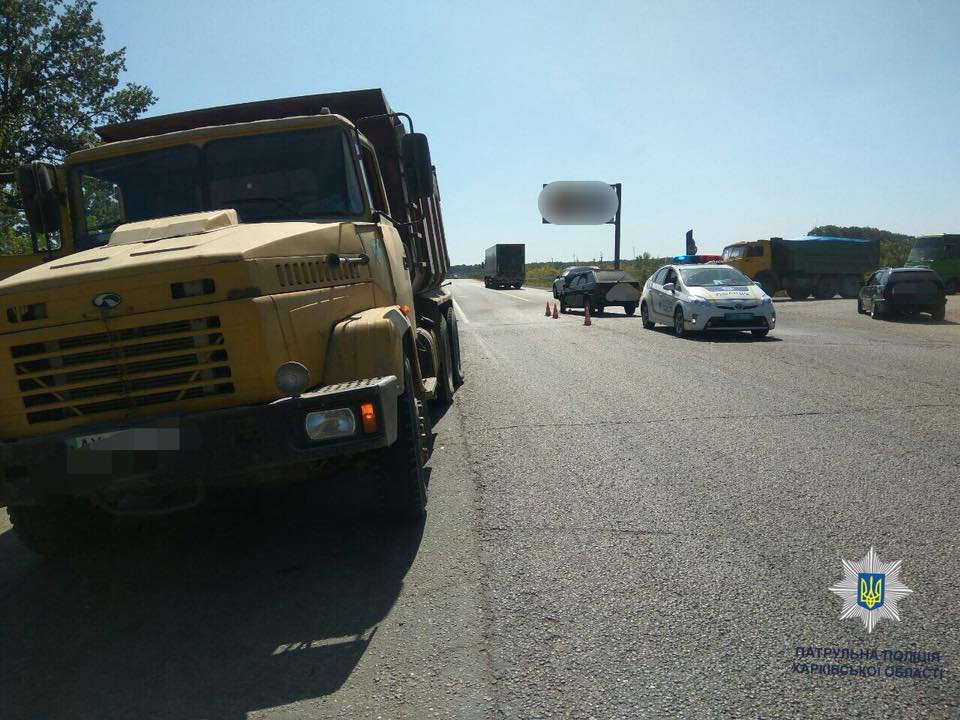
[0, 376, 399, 506]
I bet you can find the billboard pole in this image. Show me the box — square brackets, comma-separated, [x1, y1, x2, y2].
[613, 183, 622, 270]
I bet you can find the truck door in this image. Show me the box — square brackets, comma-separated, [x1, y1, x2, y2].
[737, 242, 768, 280]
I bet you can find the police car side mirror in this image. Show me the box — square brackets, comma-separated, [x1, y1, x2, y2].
[663, 282, 676, 293]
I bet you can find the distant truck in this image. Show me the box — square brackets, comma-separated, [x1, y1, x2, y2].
[484, 244, 525, 288]
[905, 234, 960, 294]
[722, 236, 880, 299]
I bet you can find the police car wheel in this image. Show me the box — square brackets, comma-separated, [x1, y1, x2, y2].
[674, 307, 686, 337]
[641, 302, 655, 329]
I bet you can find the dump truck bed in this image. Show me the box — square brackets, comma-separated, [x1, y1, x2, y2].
[771, 237, 879, 276]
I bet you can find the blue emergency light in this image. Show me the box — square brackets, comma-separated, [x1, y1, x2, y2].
[672, 254, 723, 265]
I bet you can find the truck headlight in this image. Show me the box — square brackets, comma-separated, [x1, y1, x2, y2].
[275, 361, 310, 396]
[305, 409, 357, 440]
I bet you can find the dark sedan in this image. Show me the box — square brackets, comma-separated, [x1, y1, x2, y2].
[554, 267, 642, 315]
[858, 267, 946, 320]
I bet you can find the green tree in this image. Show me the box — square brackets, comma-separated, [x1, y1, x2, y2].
[0, 0, 156, 252]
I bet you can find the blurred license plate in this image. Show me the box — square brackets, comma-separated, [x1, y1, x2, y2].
[725, 312, 753, 321]
[67, 427, 180, 451]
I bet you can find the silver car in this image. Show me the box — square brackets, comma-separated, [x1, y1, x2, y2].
[640, 264, 776, 337]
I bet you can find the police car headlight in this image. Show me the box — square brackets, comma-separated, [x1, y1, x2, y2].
[760, 296, 773, 305]
[691, 297, 711, 307]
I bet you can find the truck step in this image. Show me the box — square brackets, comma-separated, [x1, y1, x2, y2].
[421, 376, 437, 400]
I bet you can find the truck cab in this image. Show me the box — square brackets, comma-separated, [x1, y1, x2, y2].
[721, 240, 773, 294]
[906, 234, 960, 294]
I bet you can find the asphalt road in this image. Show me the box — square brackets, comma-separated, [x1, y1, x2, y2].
[2, 279, 958, 718]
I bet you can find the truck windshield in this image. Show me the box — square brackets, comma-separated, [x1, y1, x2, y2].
[907, 236, 944, 263]
[70, 127, 365, 249]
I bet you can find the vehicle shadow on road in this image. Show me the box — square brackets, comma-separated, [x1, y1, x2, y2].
[875, 316, 959, 326]
[650, 327, 782, 342]
[568, 309, 638, 319]
[0, 477, 424, 720]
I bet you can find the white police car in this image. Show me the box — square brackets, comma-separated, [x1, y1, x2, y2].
[640, 263, 776, 337]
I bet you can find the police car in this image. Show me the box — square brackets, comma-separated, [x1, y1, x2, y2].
[640, 259, 776, 337]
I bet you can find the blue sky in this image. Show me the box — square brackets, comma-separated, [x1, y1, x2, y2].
[97, 0, 960, 264]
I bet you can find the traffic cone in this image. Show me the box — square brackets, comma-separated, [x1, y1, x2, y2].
[545, 301, 551, 317]
[583, 304, 592, 326]
[552, 303, 559, 319]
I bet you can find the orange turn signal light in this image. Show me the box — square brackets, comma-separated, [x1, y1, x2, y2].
[359, 402, 377, 434]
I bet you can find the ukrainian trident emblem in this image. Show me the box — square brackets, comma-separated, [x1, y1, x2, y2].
[858, 573, 884, 610]
[829, 548, 912, 633]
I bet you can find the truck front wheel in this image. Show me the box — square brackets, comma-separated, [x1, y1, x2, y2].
[376, 359, 427, 521]
[754, 272, 778, 297]
[8, 498, 113, 557]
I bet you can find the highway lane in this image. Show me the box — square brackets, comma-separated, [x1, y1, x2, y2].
[1, 278, 958, 718]
[450, 279, 959, 718]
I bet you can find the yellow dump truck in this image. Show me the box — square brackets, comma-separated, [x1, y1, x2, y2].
[722, 236, 880, 299]
[0, 89, 463, 555]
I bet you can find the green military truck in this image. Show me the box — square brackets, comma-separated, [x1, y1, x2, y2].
[484, 244, 525, 288]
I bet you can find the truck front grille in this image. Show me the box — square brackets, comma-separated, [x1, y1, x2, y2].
[11, 316, 234, 424]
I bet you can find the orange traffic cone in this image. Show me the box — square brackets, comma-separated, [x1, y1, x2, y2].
[583, 304, 592, 326]
[552, 303, 559, 319]
[545, 301, 551, 317]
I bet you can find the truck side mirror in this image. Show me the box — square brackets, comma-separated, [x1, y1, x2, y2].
[401, 133, 433, 200]
[16, 162, 62, 252]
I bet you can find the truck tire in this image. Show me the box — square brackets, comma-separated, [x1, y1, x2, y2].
[8, 498, 113, 557]
[377, 359, 427, 521]
[446, 306, 464, 387]
[813, 278, 836, 299]
[787, 287, 810, 300]
[754, 272, 778, 297]
[434, 315, 455, 405]
[839, 276, 861, 299]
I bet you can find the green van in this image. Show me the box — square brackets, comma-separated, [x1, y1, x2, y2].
[906, 234, 960, 294]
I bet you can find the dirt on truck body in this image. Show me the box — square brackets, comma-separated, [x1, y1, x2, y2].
[1, 89, 463, 556]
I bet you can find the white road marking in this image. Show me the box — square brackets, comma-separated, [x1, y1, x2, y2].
[452, 297, 470, 324]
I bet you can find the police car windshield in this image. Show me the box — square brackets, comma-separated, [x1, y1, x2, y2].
[680, 267, 753, 287]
